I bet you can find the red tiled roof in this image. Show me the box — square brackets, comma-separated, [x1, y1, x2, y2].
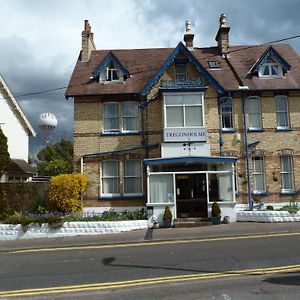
[65, 44, 300, 97]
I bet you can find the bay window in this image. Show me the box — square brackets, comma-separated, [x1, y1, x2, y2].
[164, 93, 204, 128]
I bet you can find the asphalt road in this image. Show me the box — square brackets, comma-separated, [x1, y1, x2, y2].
[0, 231, 300, 299]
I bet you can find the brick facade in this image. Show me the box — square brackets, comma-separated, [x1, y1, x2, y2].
[67, 17, 300, 212]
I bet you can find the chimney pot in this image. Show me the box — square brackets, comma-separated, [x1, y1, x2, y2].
[215, 13, 230, 57]
[183, 20, 194, 49]
[81, 20, 96, 62]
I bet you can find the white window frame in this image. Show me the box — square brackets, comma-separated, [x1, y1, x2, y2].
[258, 63, 283, 78]
[219, 96, 234, 130]
[280, 155, 294, 192]
[103, 102, 139, 134]
[122, 102, 139, 133]
[124, 160, 143, 196]
[101, 160, 120, 197]
[164, 92, 204, 128]
[103, 102, 119, 133]
[252, 156, 266, 193]
[275, 95, 290, 129]
[247, 96, 262, 130]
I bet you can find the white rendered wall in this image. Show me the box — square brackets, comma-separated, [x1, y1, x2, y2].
[0, 93, 29, 161]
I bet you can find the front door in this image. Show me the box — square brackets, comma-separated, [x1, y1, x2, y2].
[176, 174, 208, 218]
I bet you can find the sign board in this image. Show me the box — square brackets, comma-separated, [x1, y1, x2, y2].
[164, 128, 207, 142]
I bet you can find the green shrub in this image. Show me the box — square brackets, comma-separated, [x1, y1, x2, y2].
[48, 173, 87, 213]
[266, 205, 274, 211]
[279, 204, 299, 213]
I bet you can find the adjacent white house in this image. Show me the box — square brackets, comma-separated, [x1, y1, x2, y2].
[0, 74, 36, 181]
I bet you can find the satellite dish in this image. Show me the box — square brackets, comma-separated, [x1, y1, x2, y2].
[38, 113, 58, 130]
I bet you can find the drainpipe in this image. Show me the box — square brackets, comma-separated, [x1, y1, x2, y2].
[240, 86, 253, 209]
[80, 157, 84, 174]
[217, 97, 225, 156]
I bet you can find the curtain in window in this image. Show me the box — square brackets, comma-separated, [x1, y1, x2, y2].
[280, 155, 294, 191]
[123, 102, 138, 131]
[217, 173, 233, 201]
[102, 161, 119, 194]
[248, 97, 262, 129]
[104, 103, 119, 131]
[124, 160, 142, 194]
[275, 96, 289, 128]
[252, 156, 266, 192]
[217, 165, 233, 201]
[149, 174, 173, 203]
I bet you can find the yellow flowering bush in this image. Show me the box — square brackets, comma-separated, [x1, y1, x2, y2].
[48, 173, 87, 213]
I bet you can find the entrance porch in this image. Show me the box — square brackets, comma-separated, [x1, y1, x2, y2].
[144, 156, 237, 225]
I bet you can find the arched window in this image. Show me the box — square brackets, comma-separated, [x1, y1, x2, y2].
[219, 97, 233, 130]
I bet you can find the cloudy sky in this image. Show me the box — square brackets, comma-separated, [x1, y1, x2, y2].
[0, 0, 299, 155]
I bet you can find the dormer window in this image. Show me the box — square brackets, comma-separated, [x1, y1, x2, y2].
[100, 61, 124, 83]
[258, 57, 283, 78]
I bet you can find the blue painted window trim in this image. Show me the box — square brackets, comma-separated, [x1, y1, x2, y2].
[251, 192, 268, 196]
[248, 128, 264, 132]
[222, 128, 236, 133]
[276, 128, 292, 132]
[280, 191, 298, 196]
[92, 52, 130, 79]
[99, 196, 146, 201]
[101, 131, 141, 137]
[144, 156, 237, 166]
[250, 46, 291, 74]
[140, 42, 225, 96]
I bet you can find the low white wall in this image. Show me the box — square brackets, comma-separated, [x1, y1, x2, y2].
[0, 220, 148, 241]
[237, 211, 300, 223]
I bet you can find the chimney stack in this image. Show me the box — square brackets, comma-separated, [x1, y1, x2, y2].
[215, 13, 230, 57]
[81, 20, 96, 62]
[184, 20, 194, 49]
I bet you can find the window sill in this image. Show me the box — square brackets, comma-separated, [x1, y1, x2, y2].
[276, 128, 292, 132]
[222, 129, 236, 133]
[101, 131, 141, 136]
[99, 195, 145, 201]
[251, 192, 268, 196]
[280, 191, 297, 195]
[248, 128, 264, 132]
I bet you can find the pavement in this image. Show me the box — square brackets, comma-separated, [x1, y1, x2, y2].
[0, 222, 299, 252]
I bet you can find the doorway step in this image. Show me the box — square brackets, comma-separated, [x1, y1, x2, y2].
[174, 218, 211, 228]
